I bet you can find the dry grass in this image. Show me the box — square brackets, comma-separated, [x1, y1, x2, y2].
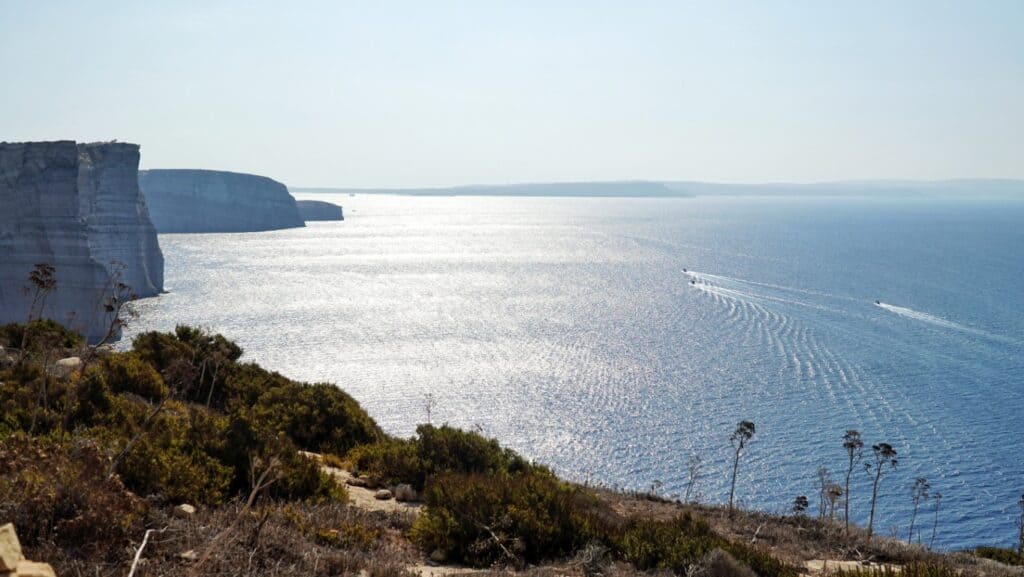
[28, 501, 419, 577]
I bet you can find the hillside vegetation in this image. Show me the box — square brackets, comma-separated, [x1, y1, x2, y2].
[1, 321, 1021, 577]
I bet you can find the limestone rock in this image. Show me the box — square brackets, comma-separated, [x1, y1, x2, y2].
[179, 550, 199, 561]
[345, 476, 369, 488]
[296, 200, 344, 221]
[173, 503, 196, 518]
[53, 357, 82, 377]
[139, 169, 305, 233]
[429, 549, 447, 563]
[14, 560, 57, 577]
[0, 141, 164, 342]
[374, 489, 393, 500]
[0, 523, 24, 572]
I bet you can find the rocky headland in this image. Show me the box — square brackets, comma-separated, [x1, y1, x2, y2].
[296, 199, 344, 221]
[138, 169, 305, 233]
[0, 141, 163, 342]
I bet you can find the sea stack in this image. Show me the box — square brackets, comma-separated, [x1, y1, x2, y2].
[139, 169, 305, 233]
[0, 141, 164, 341]
[296, 199, 344, 221]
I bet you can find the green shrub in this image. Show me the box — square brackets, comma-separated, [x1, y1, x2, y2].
[975, 546, 1024, 566]
[0, 319, 84, 352]
[411, 470, 610, 567]
[348, 438, 425, 487]
[618, 515, 795, 577]
[97, 351, 167, 401]
[836, 563, 957, 577]
[111, 400, 234, 504]
[348, 424, 537, 491]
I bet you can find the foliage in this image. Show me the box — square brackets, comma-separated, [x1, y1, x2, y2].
[411, 470, 613, 567]
[348, 424, 536, 490]
[0, 433, 146, 560]
[619, 514, 795, 577]
[835, 562, 957, 577]
[0, 319, 84, 352]
[974, 546, 1024, 566]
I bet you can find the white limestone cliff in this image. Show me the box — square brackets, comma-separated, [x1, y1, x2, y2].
[0, 141, 164, 342]
[139, 169, 305, 233]
[296, 199, 344, 221]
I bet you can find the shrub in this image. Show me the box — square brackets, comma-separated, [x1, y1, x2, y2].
[411, 470, 611, 567]
[835, 563, 958, 577]
[618, 514, 795, 577]
[97, 351, 167, 400]
[0, 433, 145, 560]
[348, 438, 425, 487]
[348, 424, 537, 491]
[975, 546, 1024, 566]
[111, 400, 235, 504]
[0, 319, 84, 352]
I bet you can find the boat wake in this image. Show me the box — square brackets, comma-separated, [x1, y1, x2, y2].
[874, 301, 1019, 345]
[874, 302, 968, 331]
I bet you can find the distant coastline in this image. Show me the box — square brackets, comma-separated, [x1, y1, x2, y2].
[292, 178, 1024, 198]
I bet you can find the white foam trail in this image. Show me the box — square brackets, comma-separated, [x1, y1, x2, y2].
[875, 302, 967, 331]
[875, 302, 1021, 346]
[690, 271, 857, 302]
[685, 271, 840, 313]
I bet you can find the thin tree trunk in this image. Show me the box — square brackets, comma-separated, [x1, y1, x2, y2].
[867, 467, 882, 538]
[844, 462, 854, 531]
[728, 447, 740, 514]
[908, 503, 918, 543]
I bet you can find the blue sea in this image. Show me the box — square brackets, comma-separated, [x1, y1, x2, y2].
[128, 194, 1024, 551]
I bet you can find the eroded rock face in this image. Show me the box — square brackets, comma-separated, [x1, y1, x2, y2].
[0, 141, 164, 342]
[296, 199, 344, 221]
[139, 169, 305, 233]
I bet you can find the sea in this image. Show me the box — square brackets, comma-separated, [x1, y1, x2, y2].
[127, 193, 1024, 551]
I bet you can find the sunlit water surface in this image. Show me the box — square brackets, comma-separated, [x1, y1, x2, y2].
[128, 194, 1024, 550]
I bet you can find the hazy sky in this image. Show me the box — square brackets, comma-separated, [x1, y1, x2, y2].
[2, 1, 1023, 187]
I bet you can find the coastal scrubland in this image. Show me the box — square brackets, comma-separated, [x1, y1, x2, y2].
[1, 320, 1022, 577]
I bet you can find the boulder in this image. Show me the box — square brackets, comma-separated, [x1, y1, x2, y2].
[13, 560, 57, 577]
[429, 549, 447, 563]
[173, 503, 197, 518]
[373, 489, 393, 501]
[345, 476, 369, 488]
[0, 523, 24, 572]
[53, 357, 82, 377]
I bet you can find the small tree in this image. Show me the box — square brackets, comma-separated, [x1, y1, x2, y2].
[864, 442, 898, 538]
[842, 429, 864, 532]
[1017, 493, 1023, 555]
[826, 483, 844, 521]
[728, 420, 755, 515]
[683, 454, 704, 503]
[792, 495, 809, 516]
[18, 263, 58, 353]
[928, 492, 942, 550]
[907, 477, 930, 542]
[816, 466, 833, 519]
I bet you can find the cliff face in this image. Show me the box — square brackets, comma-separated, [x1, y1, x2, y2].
[139, 169, 305, 233]
[296, 199, 344, 221]
[78, 143, 164, 296]
[0, 141, 164, 342]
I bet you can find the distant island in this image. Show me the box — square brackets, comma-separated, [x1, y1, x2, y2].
[293, 179, 1024, 198]
[292, 180, 691, 197]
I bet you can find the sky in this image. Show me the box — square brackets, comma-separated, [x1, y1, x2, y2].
[2, 1, 1023, 187]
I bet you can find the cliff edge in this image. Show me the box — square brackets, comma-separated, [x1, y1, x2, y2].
[0, 141, 164, 341]
[296, 199, 344, 221]
[139, 169, 305, 233]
